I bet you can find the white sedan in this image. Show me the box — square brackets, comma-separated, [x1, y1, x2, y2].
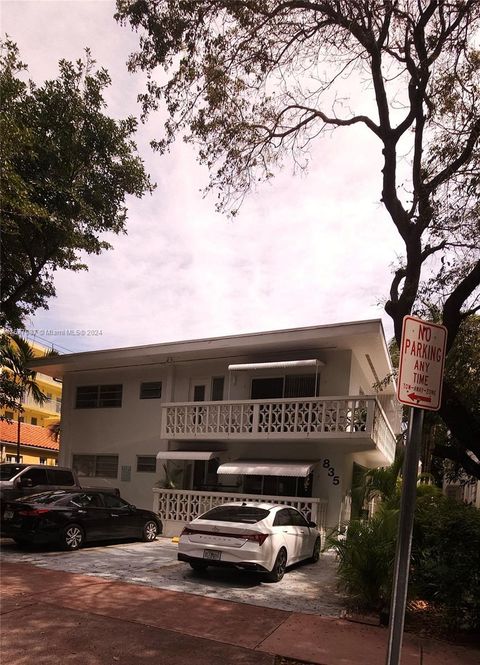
[177, 502, 321, 582]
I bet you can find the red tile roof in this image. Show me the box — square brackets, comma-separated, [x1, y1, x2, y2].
[0, 420, 59, 451]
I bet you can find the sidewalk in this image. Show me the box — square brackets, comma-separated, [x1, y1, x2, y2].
[1, 561, 477, 665]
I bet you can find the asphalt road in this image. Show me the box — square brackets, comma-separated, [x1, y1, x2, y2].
[0, 536, 345, 616]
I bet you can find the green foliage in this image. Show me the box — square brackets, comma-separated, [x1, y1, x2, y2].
[326, 506, 399, 619]
[0, 39, 154, 329]
[412, 494, 480, 631]
[0, 334, 52, 416]
[116, 0, 480, 477]
[329, 460, 478, 632]
[351, 450, 404, 515]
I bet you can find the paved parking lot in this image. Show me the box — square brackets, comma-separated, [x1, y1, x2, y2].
[0, 536, 345, 616]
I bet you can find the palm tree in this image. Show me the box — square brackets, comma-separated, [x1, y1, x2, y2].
[1, 334, 52, 462]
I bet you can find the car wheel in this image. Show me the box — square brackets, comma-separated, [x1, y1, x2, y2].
[62, 524, 84, 551]
[189, 561, 208, 572]
[310, 537, 321, 563]
[266, 547, 287, 582]
[142, 520, 159, 542]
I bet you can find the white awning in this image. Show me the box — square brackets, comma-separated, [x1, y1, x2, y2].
[217, 460, 316, 477]
[156, 451, 218, 461]
[228, 359, 324, 371]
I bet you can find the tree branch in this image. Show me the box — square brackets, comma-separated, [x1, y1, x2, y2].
[443, 260, 480, 352]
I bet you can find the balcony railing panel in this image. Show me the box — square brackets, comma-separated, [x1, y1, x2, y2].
[162, 396, 397, 463]
[153, 488, 327, 528]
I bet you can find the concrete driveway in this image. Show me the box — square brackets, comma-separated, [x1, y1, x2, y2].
[0, 536, 345, 616]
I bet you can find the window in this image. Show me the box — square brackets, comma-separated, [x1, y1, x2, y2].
[103, 493, 129, 509]
[211, 377, 225, 401]
[199, 505, 270, 523]
[47, 469, 75, 485]
[72, 454, 119, 479]
[251, 377, 284, 399]
[5, 455, 22, 464]
[243, 474, 312, 498]
[5, 411, 14, 420]
[193, 385, 206, 401]
[21, 467, 48, 486]
[75, 385, 123, 409]
[137, 456, 156, 473]
[140, 381, 162, 399]
[284, 374, 318, 398]
[68, 493, 103, 508]
[31, 417, 38, 426]
[19, 416, 24, 423]
[39, 457, 46, 465]
[192, 458, 219, 490]
[251, 374, 318, 400]
[287, 508, 309, 527]
[273, 509, 290, 527]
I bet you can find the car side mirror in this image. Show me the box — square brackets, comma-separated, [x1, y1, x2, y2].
[308, 521, 317, 529]
[20, 478, 33, 488]
[128, 504, 136, 512]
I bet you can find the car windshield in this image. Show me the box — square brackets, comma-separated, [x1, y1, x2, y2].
[198, 505, 270, 523]
[14, 491, 72, 505]
[0, 464, 27, 480]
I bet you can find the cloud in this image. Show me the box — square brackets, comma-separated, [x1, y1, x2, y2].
[5, 0, 403, 353]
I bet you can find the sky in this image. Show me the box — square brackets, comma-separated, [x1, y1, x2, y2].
[3, 0, 405, 354]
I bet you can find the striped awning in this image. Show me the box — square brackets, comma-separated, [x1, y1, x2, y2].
[217, 460, 316, 477]
[228, 359, 324, 371]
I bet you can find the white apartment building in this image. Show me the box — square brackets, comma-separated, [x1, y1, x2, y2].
[32, 320, 401, 536]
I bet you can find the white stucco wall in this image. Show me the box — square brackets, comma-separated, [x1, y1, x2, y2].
[59, 349, 373, 516]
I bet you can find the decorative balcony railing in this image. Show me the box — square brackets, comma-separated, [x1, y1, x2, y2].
[153, 488, 328, 528]
[161, 396, 396, 462]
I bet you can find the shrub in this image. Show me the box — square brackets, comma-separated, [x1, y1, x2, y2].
[412, 495, 480, 632]
[326, 506, 398, 621]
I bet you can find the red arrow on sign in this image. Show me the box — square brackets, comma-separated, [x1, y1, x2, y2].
[407, 392, 432, 403]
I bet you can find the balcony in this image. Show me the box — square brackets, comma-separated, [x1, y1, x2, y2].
[22, 393, 62, 415]
[161, 396, 397, 463]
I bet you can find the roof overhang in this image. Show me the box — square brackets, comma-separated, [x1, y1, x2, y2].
[217, 460, 316, 477]
[28, 319, 394, 393]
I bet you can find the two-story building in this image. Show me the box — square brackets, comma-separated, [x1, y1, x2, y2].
[31, 320, 401, 535]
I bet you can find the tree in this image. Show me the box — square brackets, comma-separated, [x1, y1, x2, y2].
[428, 315, 480, 479]
[0, 39, 154, 329]
[0, 335, 52, 462]
[115, 1, 480, 476]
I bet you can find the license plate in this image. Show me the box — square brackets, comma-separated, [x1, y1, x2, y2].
[203, 549, 221, 561]
[3, 510, 14, 520]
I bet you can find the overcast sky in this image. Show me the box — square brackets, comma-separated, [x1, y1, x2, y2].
[3, 0, 405, 354]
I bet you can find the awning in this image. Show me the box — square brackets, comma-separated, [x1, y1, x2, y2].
[217, 460, 316, 477]
[228, 359, 324, 371]
[156, 451, 219, 461]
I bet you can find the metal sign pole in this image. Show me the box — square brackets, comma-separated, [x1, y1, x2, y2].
[385, 406, 424, 665]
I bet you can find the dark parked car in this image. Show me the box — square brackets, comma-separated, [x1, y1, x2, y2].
[1, 490, 162, 550]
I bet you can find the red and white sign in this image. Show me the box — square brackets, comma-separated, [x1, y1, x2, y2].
[397, 316, 447, 411]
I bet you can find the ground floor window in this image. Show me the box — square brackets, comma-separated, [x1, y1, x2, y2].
[5, 454, 22, 463]
[243, 473, 312, 498]
[192, 458, 220, 491]
[137, 455, 157, 473]
[72, 454, 119, 479]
